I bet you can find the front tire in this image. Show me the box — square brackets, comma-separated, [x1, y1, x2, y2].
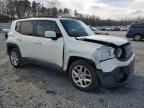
[9, 48, 23, 68]
[69, 60, 99, 91]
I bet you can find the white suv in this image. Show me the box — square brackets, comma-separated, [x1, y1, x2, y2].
[6, 18, 135, 91]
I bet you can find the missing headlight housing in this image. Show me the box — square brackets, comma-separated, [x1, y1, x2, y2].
[114, 47, 126, 60]
[115, 48, 122, 58]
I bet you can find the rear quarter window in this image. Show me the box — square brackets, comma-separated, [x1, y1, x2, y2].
[15, 22, 21, 33]
[21, 21, 33, 36]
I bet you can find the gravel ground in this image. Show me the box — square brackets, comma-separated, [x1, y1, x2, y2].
[0, 32, 144, 108]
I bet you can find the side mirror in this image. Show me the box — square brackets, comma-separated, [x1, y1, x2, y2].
[45, 31, 57, 40]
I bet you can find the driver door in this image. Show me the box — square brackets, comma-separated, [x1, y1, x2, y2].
[34, 20, 64, 67]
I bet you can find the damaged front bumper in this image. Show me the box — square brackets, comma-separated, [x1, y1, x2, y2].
[96, 56, 135, 88]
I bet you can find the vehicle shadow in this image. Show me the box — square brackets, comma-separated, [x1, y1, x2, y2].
[13, 63, 144, 107]
[14, 63, 144, 95]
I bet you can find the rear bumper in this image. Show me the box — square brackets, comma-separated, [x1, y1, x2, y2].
[97, 58, 135, 88]
[126, 33, 134, 38]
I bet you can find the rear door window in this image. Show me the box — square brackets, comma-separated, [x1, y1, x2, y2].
[15, 22, 21, 33]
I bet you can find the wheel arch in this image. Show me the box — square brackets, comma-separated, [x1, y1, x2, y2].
[66, 56, 96, 73]
[7, 43, 21, 56]
[134, 33, 142, 37]
[133, 33, 143, 40]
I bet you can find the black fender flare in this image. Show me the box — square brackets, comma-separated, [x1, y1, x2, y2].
[7, 43, 22, 57]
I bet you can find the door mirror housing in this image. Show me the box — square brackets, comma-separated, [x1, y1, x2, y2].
[45, 31, 57, 39]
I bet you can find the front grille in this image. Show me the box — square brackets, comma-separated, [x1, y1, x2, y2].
[114, 59, 135, 82]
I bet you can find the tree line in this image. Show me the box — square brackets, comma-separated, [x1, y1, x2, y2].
[0, 0, 143, 26]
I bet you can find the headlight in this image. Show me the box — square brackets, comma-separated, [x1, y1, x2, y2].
[94, 46, 115, 61]
[115, 48, 123, 58]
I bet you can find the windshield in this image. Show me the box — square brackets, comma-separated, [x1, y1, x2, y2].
[60, 19, 94, 37]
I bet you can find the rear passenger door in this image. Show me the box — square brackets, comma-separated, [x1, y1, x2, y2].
[15, 20, 38, 58]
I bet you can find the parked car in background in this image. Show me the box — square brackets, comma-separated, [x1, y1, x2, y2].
[113, 26, 120, 31]
[126, 23, 144, 41]
[2, 29, 9, 33]
[105, 27, 113, 31]
[90, 27, 109, 35]
[99, 26, 106, 31]
[0, 23, 11, 39]
[2, 29, 9, 39]
[120, 26, 127, 31]
[0, 23, 11, 30]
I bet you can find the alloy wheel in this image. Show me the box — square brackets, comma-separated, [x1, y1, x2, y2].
[10, 51, 19, 66]
[72, 65, 92, 88]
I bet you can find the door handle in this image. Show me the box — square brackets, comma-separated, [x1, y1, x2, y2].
[34, 41, 41, 45]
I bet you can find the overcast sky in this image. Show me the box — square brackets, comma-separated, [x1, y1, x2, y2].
[30, 0, 144, 20]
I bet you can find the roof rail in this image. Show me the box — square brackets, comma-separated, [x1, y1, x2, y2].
[26, 16, 58, 18]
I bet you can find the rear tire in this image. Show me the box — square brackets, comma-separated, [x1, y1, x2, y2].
[69, 59, 99, 92]
[134, 34, 142, 41]
[9, 48, 23, 68]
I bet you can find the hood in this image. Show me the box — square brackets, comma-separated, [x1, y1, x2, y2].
[76, 35, 129, 47]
